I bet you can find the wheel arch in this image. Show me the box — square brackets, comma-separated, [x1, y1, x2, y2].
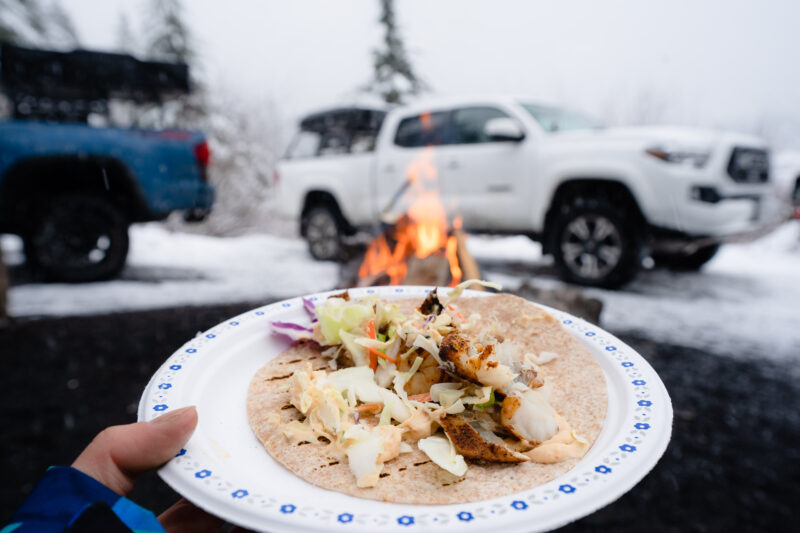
[542, 178, 647, 255]
[0, 155, 148, 233]
[300, 190, 354, 236]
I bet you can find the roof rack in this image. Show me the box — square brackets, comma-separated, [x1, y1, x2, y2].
[0, 42, 190, 122]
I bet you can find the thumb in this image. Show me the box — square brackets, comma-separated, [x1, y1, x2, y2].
[72, 406, 198, 495]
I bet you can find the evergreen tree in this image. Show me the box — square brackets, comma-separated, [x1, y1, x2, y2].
[114, 12, 138, 55]
[0, 0, 49, 46]
[142, 0, 205, 127]
[143, 0, 194, 63]
[366, 0, 425, 104]
[45, 0, 80, 48]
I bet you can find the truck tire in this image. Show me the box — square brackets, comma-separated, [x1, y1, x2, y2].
[551, 197, 642, 288]
[303, 205, 343, 261]
[25, 194, 130, 282]
[653, 243, 721, 271]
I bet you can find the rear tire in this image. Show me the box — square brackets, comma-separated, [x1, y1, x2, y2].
[551, 197, 642, 288]
[653, 243, 721, 271]
[25, 194, 129, 282]
[303, 206, 343, 261]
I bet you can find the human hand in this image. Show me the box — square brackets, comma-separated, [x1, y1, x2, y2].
[72, 406, 253, 533]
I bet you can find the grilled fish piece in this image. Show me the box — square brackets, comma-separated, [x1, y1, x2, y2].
[439, 414, 529, 463]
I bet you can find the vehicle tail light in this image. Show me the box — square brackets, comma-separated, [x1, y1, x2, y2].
[195, 141, 211, 167]
[273, 169, 280, 188]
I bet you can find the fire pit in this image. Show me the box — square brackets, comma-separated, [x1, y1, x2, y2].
[354, 148, 480, 287]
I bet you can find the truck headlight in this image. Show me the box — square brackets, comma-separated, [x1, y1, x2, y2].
[645, 145, 710, 168]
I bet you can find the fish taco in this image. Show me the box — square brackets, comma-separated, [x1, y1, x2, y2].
[247, 283, 607, 504]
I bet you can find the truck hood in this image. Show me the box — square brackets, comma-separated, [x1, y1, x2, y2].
[549, 125, 767, 150]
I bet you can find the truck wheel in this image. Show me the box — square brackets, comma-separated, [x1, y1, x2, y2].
[653, 243, 721, 271]
[551, 198, 641, 288]
[303, 206, 342, 261]
[25, 194, 129, 282]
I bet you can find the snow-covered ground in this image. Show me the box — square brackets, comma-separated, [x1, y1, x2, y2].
[470, 223, 800, 361]
[4, 221, 799, 361]
[2, 225, 339, 317]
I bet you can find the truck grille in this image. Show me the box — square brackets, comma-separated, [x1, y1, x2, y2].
[727, 147, 769, 183]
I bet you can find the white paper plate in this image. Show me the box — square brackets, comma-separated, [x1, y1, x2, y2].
[138, 286, 672, 532]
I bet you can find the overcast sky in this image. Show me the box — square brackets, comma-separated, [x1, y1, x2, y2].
[65, 0, 800, 147]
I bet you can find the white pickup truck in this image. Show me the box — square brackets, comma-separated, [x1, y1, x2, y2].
[277, 96, 778, 287]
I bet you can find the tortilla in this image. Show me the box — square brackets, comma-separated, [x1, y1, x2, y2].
[246, 293, 607, 504]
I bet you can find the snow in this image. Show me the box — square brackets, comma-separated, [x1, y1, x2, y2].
[4, 221, 799, 362]
[4, 224, 339, 317]
[471, 223, 800, 361]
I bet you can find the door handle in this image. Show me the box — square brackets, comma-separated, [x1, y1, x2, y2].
[486, 184, 512, 193]
[447, 160, 460, 170]
[383, 164, 395, 173]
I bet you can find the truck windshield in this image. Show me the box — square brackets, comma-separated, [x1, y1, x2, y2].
[520, 103, 603, 133]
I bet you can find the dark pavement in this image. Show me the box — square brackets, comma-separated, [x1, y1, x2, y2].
[1, 302, 798, 532]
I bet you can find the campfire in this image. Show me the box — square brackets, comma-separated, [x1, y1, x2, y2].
[356, 148, 480, 287]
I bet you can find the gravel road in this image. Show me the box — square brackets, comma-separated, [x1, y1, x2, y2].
[1, 301, 797, 531]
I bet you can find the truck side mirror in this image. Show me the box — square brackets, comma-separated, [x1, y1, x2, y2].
[484, 118, 525, 142]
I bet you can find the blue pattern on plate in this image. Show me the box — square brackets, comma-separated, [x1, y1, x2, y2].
[337, 513, 353, 523]
[280, 504, 296, 514]
[397, 515, 414, 525]
[511, 500, 528, 510]
[457, 511, 474, 521]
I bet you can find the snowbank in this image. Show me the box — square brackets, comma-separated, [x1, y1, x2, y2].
[471, 222, 800, 361]
[5, 224, 339, 317]
[4, 221, 799, 362]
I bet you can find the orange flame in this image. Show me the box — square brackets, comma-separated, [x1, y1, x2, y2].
[358, 146, 464, 286]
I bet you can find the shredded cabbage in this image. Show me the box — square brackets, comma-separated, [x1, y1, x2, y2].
[417, 434, 467, 476]
[339, 330, 369, 367]
[445, 279, 502, 304]
[393, 356, 423, 400]
[430, 382, 462, 402]
[412, 335, 442, 364]
[317, 298, 373, 344]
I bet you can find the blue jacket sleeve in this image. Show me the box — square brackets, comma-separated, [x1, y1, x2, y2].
[2, 466, 165, 533]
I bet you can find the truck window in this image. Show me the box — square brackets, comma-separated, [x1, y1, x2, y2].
[286, 130, 322, 159]
[319, 129, 350, 156]
[287, 108, 386, 158]
[451, 106, 511, 144]
[394, 111, 451, 148]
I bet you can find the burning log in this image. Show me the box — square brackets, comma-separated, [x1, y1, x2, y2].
[453, 219, 481, 284]
[404, 253, 451, 286]
[356, 214, 481, 288]
[355, 146, 482, 288]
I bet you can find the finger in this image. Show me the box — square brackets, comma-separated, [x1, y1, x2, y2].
[72, 406, 198, 495]
[158, 498, 224, 533]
